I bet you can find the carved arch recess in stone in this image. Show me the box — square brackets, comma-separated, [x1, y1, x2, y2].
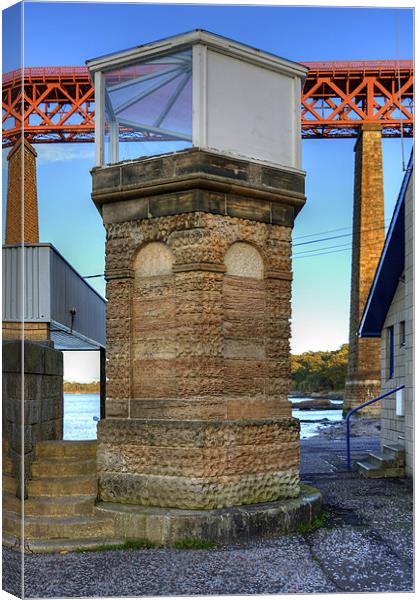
[132, 241, 176, 410]
[133, 241, 173, 277]
[223, 242, 266, 408]
[224, 242, 264, 279]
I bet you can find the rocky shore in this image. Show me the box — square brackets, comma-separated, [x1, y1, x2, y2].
[311, 417, 381, 439]
[292, 398, 342, 410]
[290, 391, 344, 400]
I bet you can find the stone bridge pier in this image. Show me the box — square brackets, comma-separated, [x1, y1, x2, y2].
[344, 124, 385, 416]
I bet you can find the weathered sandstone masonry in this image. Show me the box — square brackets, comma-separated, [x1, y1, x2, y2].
[2, 340, 63, 494]
[344, 124, 385, 415]
[3, 139, 50, 342]
[92, 148, 306, 510]
[5, 138, 39, 245]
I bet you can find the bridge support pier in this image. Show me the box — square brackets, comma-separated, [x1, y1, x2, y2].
[5, 138, 39, 246]
[344, 124, 385, 416]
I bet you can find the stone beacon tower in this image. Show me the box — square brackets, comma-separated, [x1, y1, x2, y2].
[344, 124, 385, 415]
[87, 30, 321, 545]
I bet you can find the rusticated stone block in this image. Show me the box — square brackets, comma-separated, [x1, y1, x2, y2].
[97, 418, 300, 508]
[98, 438, 298, 480]
[99, 469, 300, 510]
[130, 398, 228, 420]
[105, 399, 129, 418]
[98, 418, 299, 449]
[226, 398, 291, 420]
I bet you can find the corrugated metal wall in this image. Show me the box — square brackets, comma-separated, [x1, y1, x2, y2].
[2, 245, 51, 321]
[50, 248, 106, 347]
[3, 244, 105, 348]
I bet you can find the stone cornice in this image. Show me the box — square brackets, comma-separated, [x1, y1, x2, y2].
[92, 148, 306, 227]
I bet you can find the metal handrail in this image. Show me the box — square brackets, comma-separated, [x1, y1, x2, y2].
[345, 385, 405, 471]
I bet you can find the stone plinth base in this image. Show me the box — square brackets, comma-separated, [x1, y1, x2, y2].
[343, 380, 381, 416]
[97, 418, 300, 509]
[95, 484, 322, 547]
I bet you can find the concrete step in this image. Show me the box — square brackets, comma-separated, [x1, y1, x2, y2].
[3, 511, 115, 540]
[357, 460, 405, 479]
[2, 492, 20, 513]
[357, 461, 382, 478]
[2, 533, 125, 554]
[3, 474, 18, 494]
[36, 440, 97, 459]
[27, 475, 97, 497]
[31, 458, 97, 478]
[383, 442, 405, 455]
[368, 451, 402, 469]
[25, 495, 97, 517]
[3, 492, 96, 517]
[3, 455, 13, 475]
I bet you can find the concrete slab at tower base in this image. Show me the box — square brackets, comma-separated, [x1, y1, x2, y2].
[95, 484, 322, 547]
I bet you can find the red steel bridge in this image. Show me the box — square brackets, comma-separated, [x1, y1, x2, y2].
[2, 60, 414, 148]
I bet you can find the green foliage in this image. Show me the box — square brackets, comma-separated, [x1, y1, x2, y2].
[123, 539, 156, 550]
[291, 344, 348, 393]
[76, 538, 216, 552]
[75, 539, 155, 552]
[173, 538, 216, 550]
[297, 511, 329, 534]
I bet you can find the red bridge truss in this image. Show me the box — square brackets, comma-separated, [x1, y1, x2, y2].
[2, 60, 413, 148]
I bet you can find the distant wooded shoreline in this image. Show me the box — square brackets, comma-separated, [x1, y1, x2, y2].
[64, 344, 348, 397]
[64, 381, 99, 394]
[291, 344, 348, 395]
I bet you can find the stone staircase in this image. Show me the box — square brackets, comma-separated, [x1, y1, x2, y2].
[3, 439, 123, 552]
[357, 442, 406, 479]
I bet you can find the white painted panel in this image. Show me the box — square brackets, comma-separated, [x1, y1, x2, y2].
[206, 50, 297, 168]
[396, 388, 404, 417]
[94, 71, 105, 166]
[192, 44, 207, 147]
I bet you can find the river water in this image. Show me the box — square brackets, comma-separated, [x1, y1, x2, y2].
[63, 394, 343, 441]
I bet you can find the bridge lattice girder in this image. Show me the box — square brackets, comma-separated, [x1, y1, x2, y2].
[2, 61, 414, 148]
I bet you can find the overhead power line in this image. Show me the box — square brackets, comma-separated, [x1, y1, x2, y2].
[293, 242, 353, 257]
[292, 223, 389, 248]
[293, 224, 353, 240]
[292, 246, 353, 260]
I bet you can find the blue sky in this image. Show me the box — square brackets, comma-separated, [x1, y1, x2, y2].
[2, 2, 414, 380]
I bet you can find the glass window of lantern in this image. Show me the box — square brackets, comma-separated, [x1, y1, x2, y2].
[103, 49, 192, 164]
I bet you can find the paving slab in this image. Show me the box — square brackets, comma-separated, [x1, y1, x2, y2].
[2, 433, 413, 597]
[307, 527, 412, 592]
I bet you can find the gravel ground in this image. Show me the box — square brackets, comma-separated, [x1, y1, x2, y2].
[3, 428, 413, 598]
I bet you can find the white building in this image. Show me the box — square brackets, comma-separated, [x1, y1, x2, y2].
[359, 151, 413, 476]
